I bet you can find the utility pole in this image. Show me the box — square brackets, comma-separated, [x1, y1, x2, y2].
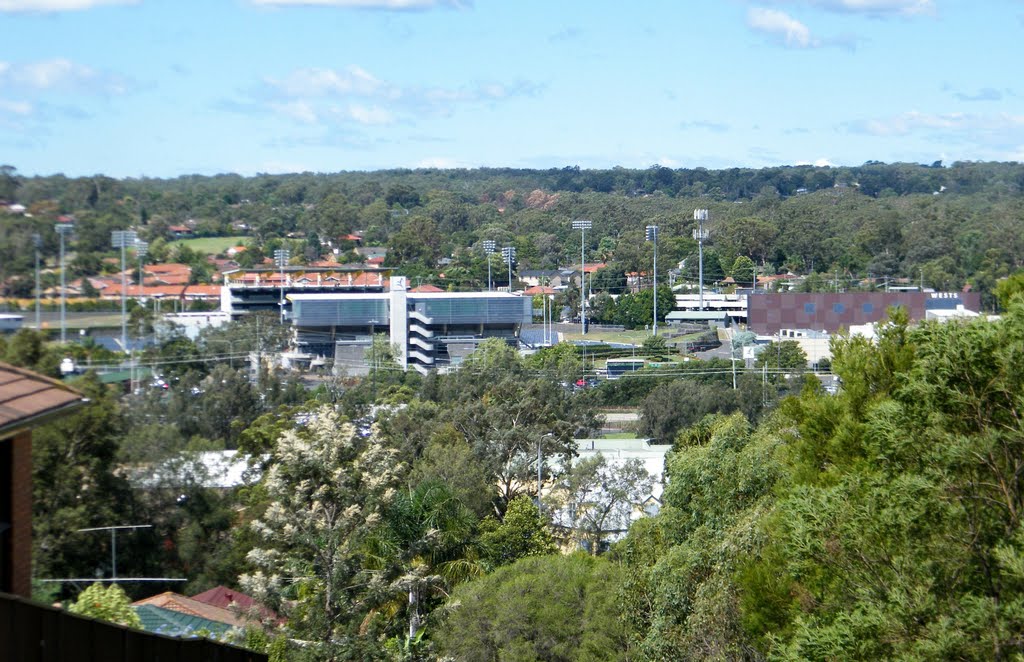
[572, 219, 592, 334]
[693, 210, 709, 311]
[646, 225, 659, 336]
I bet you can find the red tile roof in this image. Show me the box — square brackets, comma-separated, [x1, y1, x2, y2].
[410, 284, 444, 292]
[190, 585, 279, 622]
[523, 286, 557, 295]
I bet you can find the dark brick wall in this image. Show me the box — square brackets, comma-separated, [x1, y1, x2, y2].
[10, 431, 31, 598]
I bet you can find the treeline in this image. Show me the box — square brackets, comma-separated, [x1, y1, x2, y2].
[3, 161, 1024, 308]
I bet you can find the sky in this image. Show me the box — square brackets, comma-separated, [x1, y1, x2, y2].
[0, 0, 1022, 178]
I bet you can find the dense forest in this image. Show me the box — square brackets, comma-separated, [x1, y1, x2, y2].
[2, 161, 1024, 310]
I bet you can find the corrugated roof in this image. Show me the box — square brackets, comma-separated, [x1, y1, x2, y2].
[0, 362, 86, 438]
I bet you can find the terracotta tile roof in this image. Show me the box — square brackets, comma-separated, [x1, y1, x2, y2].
[190, 585, 279, 622]
[523, 286, 557, 295]
[410, 284, 444, 292]
[0, 362, 86, 438]
[132, 592, 249, 628]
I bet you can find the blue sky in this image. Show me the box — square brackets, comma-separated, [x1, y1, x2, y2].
[1, 0, 1022, 177]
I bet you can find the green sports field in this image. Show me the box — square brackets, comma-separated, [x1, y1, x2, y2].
[170, 236, 249, 255]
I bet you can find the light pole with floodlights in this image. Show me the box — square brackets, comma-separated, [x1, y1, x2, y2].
[501, 246, 516, 292]
[55, 222, 74, 344]
[274, 248, 290, 323]
[646, 224, 659, 336]
[483, 240, 496, 291]
[571, 219, 591, 334]
[112, 230, 137, 354]
[693, 209, 709, 311]
[32, 233, 41, 330]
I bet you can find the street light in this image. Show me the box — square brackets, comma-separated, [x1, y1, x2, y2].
[646, 225, 659, 336]
[274, 248, 290, 323]
[112, 230, 137, 354]
[501, 246, 516, 292]
[483, 240, 496, 291]
[571, 219, 592, 335]
[55, 222, 73, 343]
[693, 209, 710, 311]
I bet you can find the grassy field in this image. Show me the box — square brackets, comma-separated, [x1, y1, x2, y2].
[560, 327, 704, 346]
[170, 236, 249, 255]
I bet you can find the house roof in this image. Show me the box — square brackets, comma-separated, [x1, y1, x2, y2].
[190, 585, 279, 622]
[133, 604, 232, 638]
[523, 286, 557, 295]
[0, 362, 86, 438]
[132, 592, 249, 628]
[410, 284, 444, 293]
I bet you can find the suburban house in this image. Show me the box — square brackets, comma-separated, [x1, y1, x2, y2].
[0, 363, 87, 597]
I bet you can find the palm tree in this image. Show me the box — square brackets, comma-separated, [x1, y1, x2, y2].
[363, 480, 481, 642]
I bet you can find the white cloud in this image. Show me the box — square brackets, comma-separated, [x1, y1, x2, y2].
[0, 0, 137, 12]
[415, 156, 468, 168]
[249, 0, 467, 9]
[747, 8, 819, 47]
[0, 58, 129, 95]
[265, 66, 395, 99]
[843, 112, 1024, 156]
[255, 64, 539, 129]
[270, 100, 318, 124]
[0, 98, 32, 115]
[346, 104, 394, 125]
[805, 0, 934, 16]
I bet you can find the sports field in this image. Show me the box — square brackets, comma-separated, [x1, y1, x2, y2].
[170, 236, 249, 255]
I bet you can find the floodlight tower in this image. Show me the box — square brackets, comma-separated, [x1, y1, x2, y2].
[112, 230, 137, 353]
[274, 248, 291, 323]
[646, 225, 659, 336]
[32, 233, 41, 330]
[55, 222, 73, 343]
[693, 209, 710, 311]
[135, 239, 148, 292]
[501, 246, 516, 292]
[483, 240, 496, 291]
[571, 219, 592, 334]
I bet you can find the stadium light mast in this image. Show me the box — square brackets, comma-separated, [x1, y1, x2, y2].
[274, 248, 291, 323]
[571, 219, 592, 335]
[693, 209, 709, 311]
[135, 239, 149, 293]
[55, 222, 73, 343]
[501, 246, 516, 292]
[483, 240, 496, 291]
[646, 225, 659, 335]
[32, 233, 41, 330]
[112, 230, 137, 354]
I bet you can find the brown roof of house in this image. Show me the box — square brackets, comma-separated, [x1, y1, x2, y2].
[0, 362, 86, 438]
[410, 284, 444, 292]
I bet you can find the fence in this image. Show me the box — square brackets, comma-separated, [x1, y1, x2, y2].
[0, 592, 267, 662]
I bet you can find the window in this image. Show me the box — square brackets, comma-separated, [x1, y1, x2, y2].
[833, 303, 845, 314]
[862, 303, 874, 314]
[804, 303, 816, 314]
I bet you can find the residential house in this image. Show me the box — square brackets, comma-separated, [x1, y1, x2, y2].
[0, 363, 86, 597]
